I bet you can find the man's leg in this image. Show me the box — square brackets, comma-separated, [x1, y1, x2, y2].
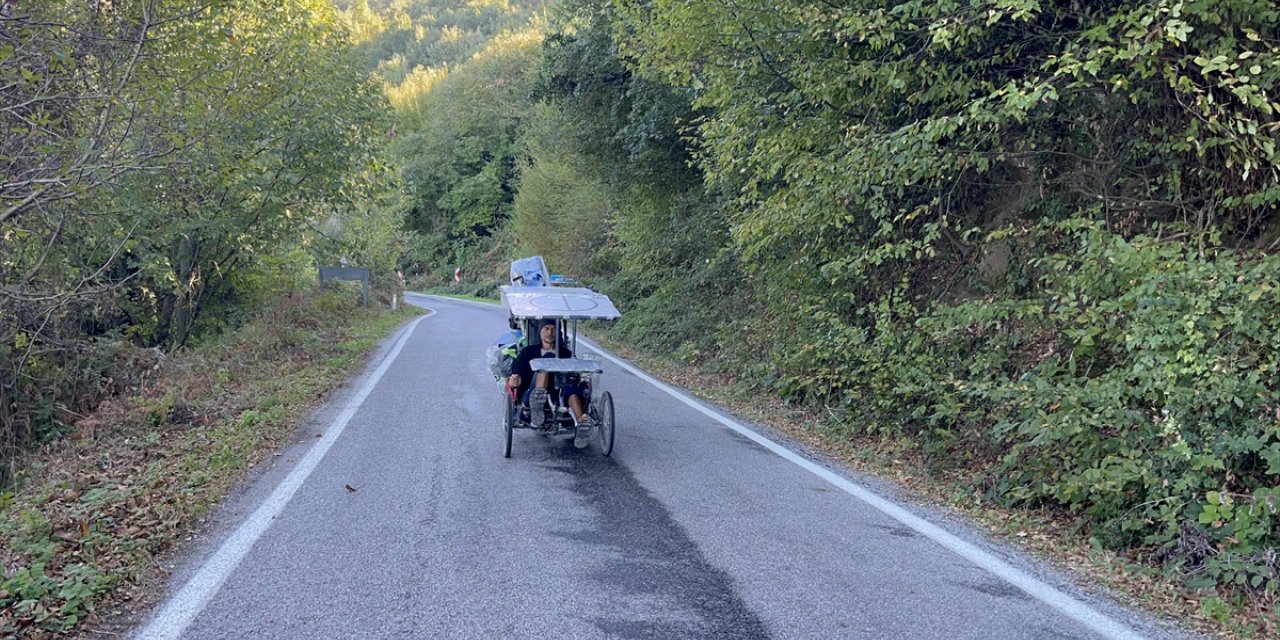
[568, 388, 593, 449]
[568, 394, 588, 422]
[528, 373, 550, 429]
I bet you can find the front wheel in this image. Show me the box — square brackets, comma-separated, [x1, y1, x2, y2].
[502, 394, 515, 458]
[595, 391, 615, 457]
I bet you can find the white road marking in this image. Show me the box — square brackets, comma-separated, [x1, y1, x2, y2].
[576, 337, 1146, 640]
[134, 314, 430, 640]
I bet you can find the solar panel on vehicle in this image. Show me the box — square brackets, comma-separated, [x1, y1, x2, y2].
[500, 286, 621, 320]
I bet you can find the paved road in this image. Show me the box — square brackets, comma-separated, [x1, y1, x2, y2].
[133, 295, 1190, 640]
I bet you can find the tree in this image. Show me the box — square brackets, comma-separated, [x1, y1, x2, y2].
[522, 0, 738, 355]
[113, 0, 392, 347]
[0, 0, 395, 475]
[2, 0, 177, 473]
[393, 27, 543, 246]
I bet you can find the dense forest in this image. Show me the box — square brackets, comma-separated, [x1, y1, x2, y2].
[3, 0, 1279, 631]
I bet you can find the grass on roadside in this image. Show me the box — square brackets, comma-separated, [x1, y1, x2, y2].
[0, 289, 421, 638]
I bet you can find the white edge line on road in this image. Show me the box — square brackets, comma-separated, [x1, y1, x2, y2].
[577, 336, 1146, 640]
[134, 313, 431, 640]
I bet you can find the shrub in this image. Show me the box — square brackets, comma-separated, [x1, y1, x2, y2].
[902, 223, 1280, 591]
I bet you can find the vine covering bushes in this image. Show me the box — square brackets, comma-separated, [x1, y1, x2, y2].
[847, 224, 1280, 591]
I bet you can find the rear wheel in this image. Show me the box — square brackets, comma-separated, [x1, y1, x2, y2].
[596, 392, 615, 457]
[502, 394, 515, 458]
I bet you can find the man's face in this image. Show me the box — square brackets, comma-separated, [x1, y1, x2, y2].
[540, 323, 557, 344]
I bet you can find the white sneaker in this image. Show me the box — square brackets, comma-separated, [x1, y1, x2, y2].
[573, 416, 594, 449]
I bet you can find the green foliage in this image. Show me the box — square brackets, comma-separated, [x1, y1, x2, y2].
[1, 0, 398, 479]
[777, 222, 1280, 592]
[1050, 0, 1280, 219]
[342, 0, 542, 73]
[981, 226, 1280, 580]
[0, 502, 119, 634]
[392, 27, 544, 243]
[610, 0, 1280, 304]
[602, 252, 755, 364]
[375, 20, 548, 287]
[111, 0, 394, 348]
[525, 0, 730, 306]
[512, 104, 614, 277]
[594, 0, 1280, 602]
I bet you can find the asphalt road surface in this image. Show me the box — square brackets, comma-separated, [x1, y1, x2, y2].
[132, 294, 1193, 640]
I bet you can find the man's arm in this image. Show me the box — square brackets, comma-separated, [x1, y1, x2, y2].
[509, 345, 534, 387]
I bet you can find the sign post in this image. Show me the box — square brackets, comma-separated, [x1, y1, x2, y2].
[319, 266, 370, 307]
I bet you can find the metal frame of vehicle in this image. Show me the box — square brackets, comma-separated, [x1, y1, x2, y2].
[499, 284, 620, 458]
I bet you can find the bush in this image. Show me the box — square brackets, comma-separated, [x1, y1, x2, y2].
[826, 223, 1280, 592]
[985, 226, 1280, 590]
[760, 221, 1280, 594]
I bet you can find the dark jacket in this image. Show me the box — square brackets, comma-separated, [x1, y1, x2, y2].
[511, 342, 572, 397]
